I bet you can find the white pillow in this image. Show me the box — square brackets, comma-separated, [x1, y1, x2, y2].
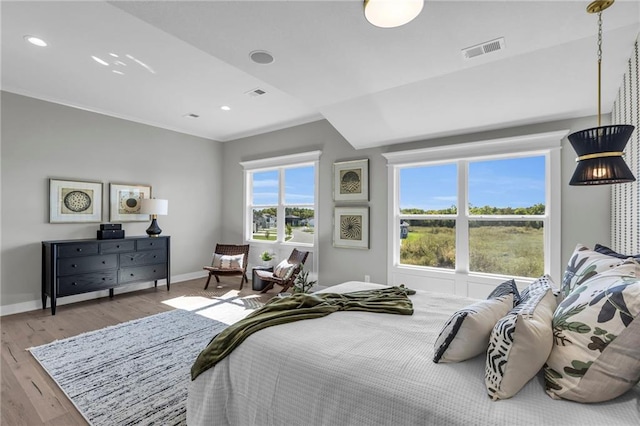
[274, 259, 295, 279]
[485, 275, 557, 400]
[433, 280, 519, 363]
[212, 254, 244, 269]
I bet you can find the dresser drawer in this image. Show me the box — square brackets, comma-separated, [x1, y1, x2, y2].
[58, 272, 117, 296]
[58, 254, 118, 276]
[119, 249, 166, 267]
[137, 238, 166, 251]
[119, 264, 167, 284]
[100, 240, 135, 254]
[57, 242, 99, 258]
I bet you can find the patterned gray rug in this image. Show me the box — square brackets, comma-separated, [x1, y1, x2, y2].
[29, 309, 227, 425]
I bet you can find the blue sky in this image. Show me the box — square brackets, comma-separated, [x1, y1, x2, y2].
[252, 166, 315, 205]
[400, 156, 546, 211]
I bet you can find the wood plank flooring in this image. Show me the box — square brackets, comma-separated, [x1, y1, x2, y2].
[1, 277, 273, 425]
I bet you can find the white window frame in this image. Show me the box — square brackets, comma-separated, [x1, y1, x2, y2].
[382, 131, 567, 297]
[240, 150, 321, 276]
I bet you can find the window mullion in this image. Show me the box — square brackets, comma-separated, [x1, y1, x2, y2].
[457, 160, 469, 274]
[277, 168, 286, 243]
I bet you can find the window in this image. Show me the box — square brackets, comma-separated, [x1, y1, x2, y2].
[241, 151, 321, 272]
[384, 131, 565, 296]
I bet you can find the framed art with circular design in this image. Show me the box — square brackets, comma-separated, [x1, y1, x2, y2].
[49, 178, 103, 223]
[109, 183, 152, 222]
[333, 206, 369, 249]
[333, 159, 369, 202]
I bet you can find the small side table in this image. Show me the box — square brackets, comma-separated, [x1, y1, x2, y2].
[252, 266, 273, 291]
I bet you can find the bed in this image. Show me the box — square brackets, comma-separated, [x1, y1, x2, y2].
[187, 281, 640, 425]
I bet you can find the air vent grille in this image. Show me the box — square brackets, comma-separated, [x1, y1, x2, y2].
[462, 37, 505, 60]
[245, 88, 267, 97]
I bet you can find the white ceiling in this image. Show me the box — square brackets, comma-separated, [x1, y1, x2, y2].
[2, 1, 639, 149]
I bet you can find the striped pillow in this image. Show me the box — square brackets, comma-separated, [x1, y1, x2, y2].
[274, 260, 295, 279]
[212, 254, 244, 269]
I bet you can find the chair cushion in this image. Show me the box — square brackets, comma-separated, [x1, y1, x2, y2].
[544, 259, 640, 403]
[485, 275, 557, 400]
[433, 279, 519, 363]
[274, 260, 296, 280]
[212, 253, 244, 269]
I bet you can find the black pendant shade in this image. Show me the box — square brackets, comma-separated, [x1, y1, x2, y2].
[568, 124, 636, 185]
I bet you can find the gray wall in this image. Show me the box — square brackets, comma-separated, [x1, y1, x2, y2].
[0, 90, 612, 310]
[222, 116, 611, 288]
[1, 92, 223, 307]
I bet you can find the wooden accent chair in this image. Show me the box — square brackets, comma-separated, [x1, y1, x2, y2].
[255, 248, 310, 294]
[203, 244, 250, 290]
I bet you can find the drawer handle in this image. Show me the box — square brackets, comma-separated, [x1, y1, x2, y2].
[130, 257, 134, 261]
[116, 245, 120, 248]
[72, 264, 77, 268]
[130, 273, 134, 277]
[102, 261, 106, 264]
[153, 269, 157, 273]
[77, 248, 82, 252]
[153, 255, 157, 258]
[72, 282, 77, 286]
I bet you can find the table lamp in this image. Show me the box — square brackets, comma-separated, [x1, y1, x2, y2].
[140, 198, 168, 237]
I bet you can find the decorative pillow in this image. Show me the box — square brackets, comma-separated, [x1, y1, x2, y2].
[433, 280, 519, 363]
[485, 275, 557, 400]
[274, 260, 295, 279]
[561, 244, 626, 298]
[594, 243, 640, 260]
[544, 259, 640, 403]
[212, 254, 244, 269]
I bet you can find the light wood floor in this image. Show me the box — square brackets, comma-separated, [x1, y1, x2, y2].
[1, 276, 273, 425]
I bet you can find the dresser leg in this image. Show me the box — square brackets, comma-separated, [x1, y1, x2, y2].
[42, 294, 47, 310]
[51, 298, 56, 315]
[109, 288, 114, 298]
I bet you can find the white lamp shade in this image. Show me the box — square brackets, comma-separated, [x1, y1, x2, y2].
[364, 0, 424, 28]
[140, 198, 168, 215]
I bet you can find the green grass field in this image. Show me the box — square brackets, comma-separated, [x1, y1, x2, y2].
[401, 225, 543, 278]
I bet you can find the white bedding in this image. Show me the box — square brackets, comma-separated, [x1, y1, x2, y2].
[187, 281, 640, 425]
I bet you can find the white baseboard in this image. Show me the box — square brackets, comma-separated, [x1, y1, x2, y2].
[0, 271, 208, 317]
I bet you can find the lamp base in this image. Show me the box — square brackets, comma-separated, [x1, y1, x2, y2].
[145, 216, 162, 237]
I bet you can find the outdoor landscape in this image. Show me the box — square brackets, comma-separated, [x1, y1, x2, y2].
[400, 204, 545, 278]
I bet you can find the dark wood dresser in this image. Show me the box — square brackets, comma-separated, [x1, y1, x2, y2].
[42, 236, 170, 314]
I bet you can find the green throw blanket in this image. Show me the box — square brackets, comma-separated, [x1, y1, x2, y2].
[191, 286, 416, 380]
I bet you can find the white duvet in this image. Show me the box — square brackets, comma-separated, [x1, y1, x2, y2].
[187, 281, 640, 425]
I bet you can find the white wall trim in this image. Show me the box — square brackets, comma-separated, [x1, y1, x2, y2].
[382, 130, 569, 165]
[0, 270, 207, 317]
[240, 150, 322, 170]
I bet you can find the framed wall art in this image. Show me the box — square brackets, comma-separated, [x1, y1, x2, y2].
[49, 179, 103, 223]
[333, 206, 369, 249]
[333, 159, 369, 202]
[109, 183, 152, 222]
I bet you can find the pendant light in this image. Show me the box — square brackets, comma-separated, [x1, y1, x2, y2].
[364, 0, 424, 28]
[568, 0, 636, 185]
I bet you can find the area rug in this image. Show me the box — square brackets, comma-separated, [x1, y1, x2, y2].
[29, 309, 228, 425]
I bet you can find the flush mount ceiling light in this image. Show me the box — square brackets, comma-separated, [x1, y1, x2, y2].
[568, 0, 636, 186]
[24, 35, 47, 47]
[364, 0, 424, 28]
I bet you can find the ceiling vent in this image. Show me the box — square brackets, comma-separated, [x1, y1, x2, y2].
[462, 37, 505, 60]
[182, 113, 199, 119]
[245, 88, 267, 97]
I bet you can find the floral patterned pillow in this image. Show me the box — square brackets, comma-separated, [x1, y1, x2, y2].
[561, 244, 626, 298]
[544, 259, 640, 403]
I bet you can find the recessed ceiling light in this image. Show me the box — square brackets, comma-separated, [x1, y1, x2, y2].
[221, 106, 231, 111]
[249, 50, 274, 64]
[91, 56, 109, 66]
[24, 35, 47, 47]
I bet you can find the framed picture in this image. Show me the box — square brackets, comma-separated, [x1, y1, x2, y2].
[333, 159, 369, 202]
[49, 179, 103, 223]
[333, 206, 369, 249]
[109, 183, 152, 222]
